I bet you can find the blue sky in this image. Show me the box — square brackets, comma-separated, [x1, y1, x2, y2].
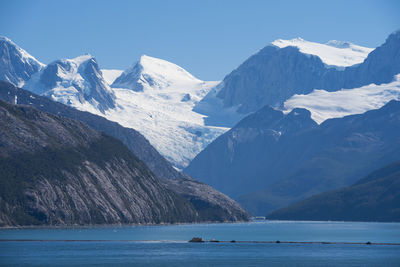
[1, 0, 399, 80]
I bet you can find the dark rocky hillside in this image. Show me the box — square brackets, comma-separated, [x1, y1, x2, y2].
[266, 161, 400, 222]
[186, 100, 400, 215]
[0, 100, 198, 226]
[0, 80, 180, 180]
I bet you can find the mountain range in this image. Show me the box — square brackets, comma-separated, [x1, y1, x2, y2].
[1, 30, 399, 221]
[0, 81, 248, 226]
[185, 31, 400, 215]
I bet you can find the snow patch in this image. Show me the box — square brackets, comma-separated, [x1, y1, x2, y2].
[101, 69, 123, 85]
[283, 74, 400, 124]
[272, 38, 373, 67]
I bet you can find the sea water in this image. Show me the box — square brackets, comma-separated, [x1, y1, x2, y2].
[1, 221, 399, 266]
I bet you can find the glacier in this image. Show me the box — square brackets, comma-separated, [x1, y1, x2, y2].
[283, 74, 400, 124]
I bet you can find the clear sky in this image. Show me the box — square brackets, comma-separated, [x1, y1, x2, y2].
[1, 0, 399, 80]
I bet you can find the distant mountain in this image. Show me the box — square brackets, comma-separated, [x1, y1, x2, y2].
[0, 36, 44, 87]
[213, 31, 399, 114]
[24, 55, 116, 113]
[185, 106, 318, 197]
[111, 55, 203, 91]
[185, 100, 400, 215]
[0, 99, 198, 226]
[106, 55, 235, 168]
[0, 81, 248, 223]
[266, 161, 400, 222]
[272, 38, 372, 67]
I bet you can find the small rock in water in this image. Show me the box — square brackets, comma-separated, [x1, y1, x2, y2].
[189, 237, 205, 243]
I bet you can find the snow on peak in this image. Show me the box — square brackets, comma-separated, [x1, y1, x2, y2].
[69, 54, 94, 65]
[0, 36, 45, 68]
[107, 54, 228, 168]
[272, 38, 373, 67]
[112, 54, 204, 92]
[136, 54, 201, 85]
[23, 53, 115, 114]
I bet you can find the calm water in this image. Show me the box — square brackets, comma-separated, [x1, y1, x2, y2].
[1, 221, 400, 266]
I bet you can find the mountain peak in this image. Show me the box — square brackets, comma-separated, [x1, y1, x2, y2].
[0, 36, 44, 67]
[272, 37, 372, 67]
[112, 55, 202, 91]
[70, 54, 95, 64]
[0, 36, 44, 87]
[23, 53, 115, 113]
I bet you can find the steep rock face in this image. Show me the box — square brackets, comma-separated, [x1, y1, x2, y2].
[185, 107, 317, 197]
[186, 100, 400, 215]
[0, 100, 197, 226]
[214, 31, 400, 113]
[0, 81, 180, 180]
[217, 46, 330, 112]
[0, 37, 44, 87]
[0, 81, 249, 223]
[342, 30, 400, 89]
[24, 55, 116, 113]
[266, 161, 400, 222]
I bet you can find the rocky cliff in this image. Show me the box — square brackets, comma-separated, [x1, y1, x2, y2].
[0, 100, 198, 226]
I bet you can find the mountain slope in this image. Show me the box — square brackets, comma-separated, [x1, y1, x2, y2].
[186, 100, 400, 215]
[24, 55, 116, 113]
[266, 161, 400, 222]
[0, 37, 44, 87]
[106, 55, 236, 168]
[185, 106, 318, 197]
[214, 31, 399, 114]
[0, 99, 199, 226]
[0, 81, 249, 222]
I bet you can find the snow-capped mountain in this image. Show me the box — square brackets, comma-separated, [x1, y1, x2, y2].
[106, 55, 234, 168]
[112, 55, 203, 91]
[24, 54, 116, 113]
[0, 36, 238, 168]
[2, 31, 399, 170]
[0, 36, 44, 87]
[272, 38, 372, 67]
[212, 38, 374, 114]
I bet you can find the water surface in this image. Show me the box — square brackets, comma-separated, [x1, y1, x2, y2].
[1, 221, 399, 266]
